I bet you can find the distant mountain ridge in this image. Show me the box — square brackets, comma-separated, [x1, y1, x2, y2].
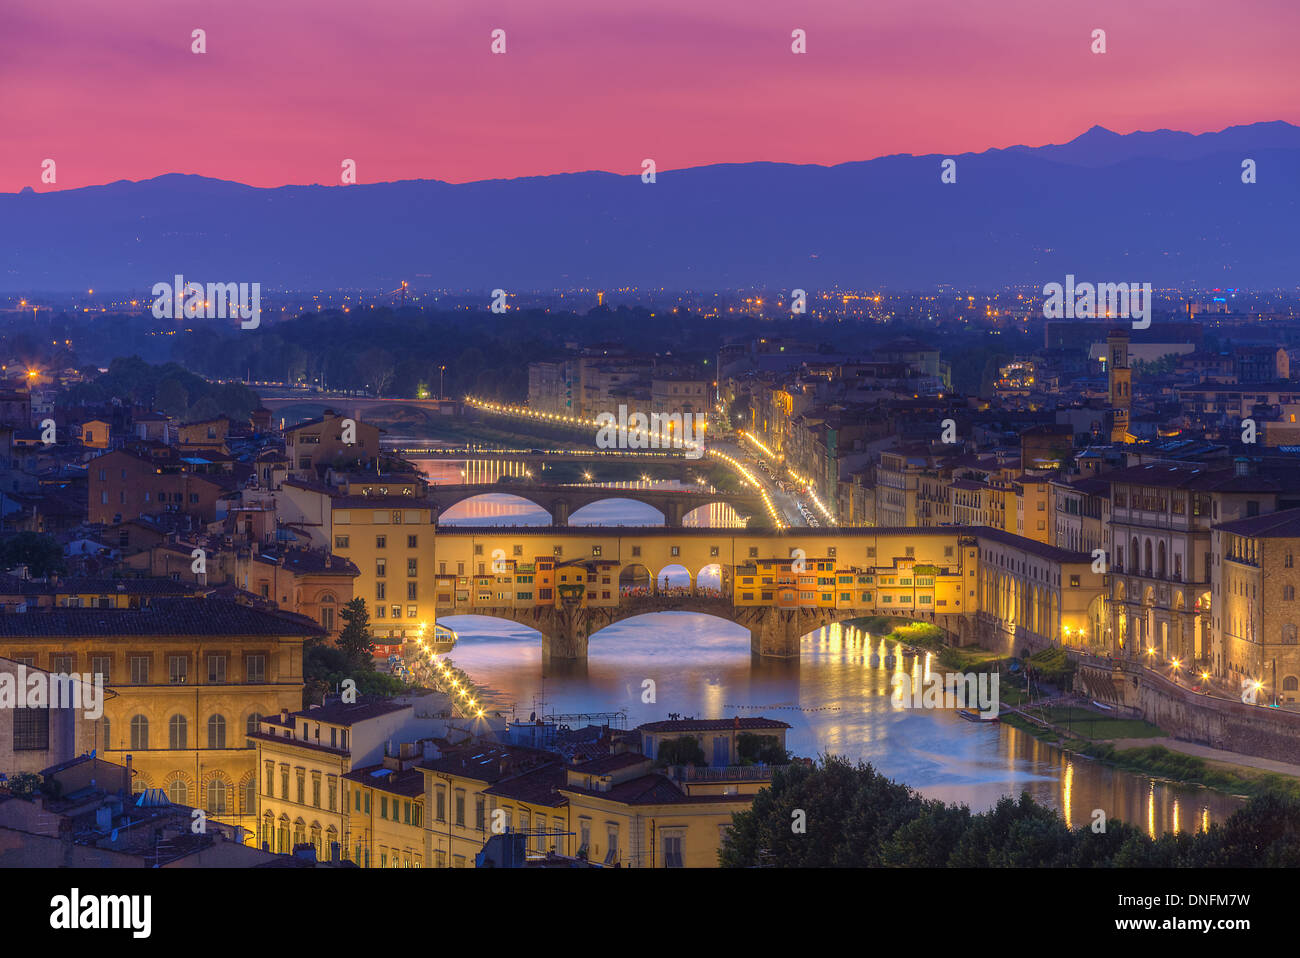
[2, 121, 1297, 292]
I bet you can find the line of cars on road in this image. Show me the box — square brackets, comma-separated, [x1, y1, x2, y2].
[745, 453, 821, 526]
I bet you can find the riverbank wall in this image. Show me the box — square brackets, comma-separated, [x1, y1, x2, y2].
[1076, 659, 1300, 766]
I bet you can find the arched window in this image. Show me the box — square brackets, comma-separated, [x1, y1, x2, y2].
[130, 715, 149, 750]
[278, 816, 290, 854]
[1157, 542, 1167, 578]
[325, 825, 339, 861]
[262, 812, 274, 851]
[1282, 624, 1298, 645]
[208, 714, 226, 749]
[1131, 537, 1140, 572]
[1285, 586, 1296, 601]
[246, 712, 261, 739]
[310, 822, 322, 855]
[1143, 540, 1153, 576]
[293, 819, 306, 849]
[169, 714, 187, 750]
[1284, 676, 1299, 692]
[241, 776, 257, 814]
[167, 778, 188, 806]
[206, 777, 230, 814]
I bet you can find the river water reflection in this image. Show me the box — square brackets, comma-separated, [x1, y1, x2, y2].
[427, 476, 1243, 835]
[442, 612, 1244, 835]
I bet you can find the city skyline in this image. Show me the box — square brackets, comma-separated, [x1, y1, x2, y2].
[4, 0, 1300, 907]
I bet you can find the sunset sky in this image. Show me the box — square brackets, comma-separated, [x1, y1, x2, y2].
[3, 0, 1297, 191]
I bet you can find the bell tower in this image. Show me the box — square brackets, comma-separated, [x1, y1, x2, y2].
[1107, 328, 1131, 443]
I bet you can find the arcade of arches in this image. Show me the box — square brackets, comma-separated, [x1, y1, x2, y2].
[429, 527, 1105, 661]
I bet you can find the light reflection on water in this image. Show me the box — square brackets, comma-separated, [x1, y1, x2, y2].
[442, 613, 1244, 835]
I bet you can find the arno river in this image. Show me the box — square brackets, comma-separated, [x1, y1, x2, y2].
[431, 480, 1245, 834]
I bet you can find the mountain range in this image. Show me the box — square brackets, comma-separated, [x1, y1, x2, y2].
[2, 121, 1297, 293]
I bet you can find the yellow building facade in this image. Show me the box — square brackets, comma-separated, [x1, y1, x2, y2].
[0, 598, 317, 839]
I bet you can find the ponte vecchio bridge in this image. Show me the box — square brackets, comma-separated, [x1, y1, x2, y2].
[428, 526, 1108, 663]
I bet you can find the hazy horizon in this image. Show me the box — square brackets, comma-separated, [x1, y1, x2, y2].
[5, 0, 1299, 191]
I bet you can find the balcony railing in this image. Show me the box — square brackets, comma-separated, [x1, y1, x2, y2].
[667, 765, 777, 782]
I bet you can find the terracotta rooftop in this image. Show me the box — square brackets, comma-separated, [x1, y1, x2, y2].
[1214, 507, 1300, 539]
[0, 597, 324, 638]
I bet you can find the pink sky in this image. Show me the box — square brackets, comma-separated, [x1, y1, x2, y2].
[2, 0, 1297, 191]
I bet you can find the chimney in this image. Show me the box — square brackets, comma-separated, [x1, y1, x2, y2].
[280, 708, 289, 723]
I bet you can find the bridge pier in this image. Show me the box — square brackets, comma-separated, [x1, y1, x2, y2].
[541, 627, 588, 663]
[750, 608, 807, 658]
[541, 590, 588, 661]
[552, 501, 570, 526]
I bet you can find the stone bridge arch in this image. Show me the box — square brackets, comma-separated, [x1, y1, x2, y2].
[568, 496, 668, 527]
[431, 489, 560, 524]
[439, 594, 973, 664]
[428, 483, 766, 528]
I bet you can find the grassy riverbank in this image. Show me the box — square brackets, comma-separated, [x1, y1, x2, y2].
[1002, 704, 1300, 799]
[864, 619, 1300, 800]
[1003, 705, 1165, 742]
[849, 617, 1006, 672]
[1081, 743, 1300, 800]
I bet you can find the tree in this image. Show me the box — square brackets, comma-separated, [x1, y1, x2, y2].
[655, 735, 707, 768]
[0, 532, 65, 577]
[357, 348, 396, 396]
[336, 598, 375, 666]
[737, 733, 789, 765]
[154, 377, 189, 415]
[302, 614, 406, 709]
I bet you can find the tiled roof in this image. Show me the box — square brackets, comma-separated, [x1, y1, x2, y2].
[1101, 462, 1293, 492]
[282, 478, 339, 495]
[343, 763, 426, 796]
[254, 549, 360, 576]
[420, 745, 555, 783]
[561, 773, 747, 807]
[482, 764, 568, 807]
[972, 527, 1094, 564]
[271, 697, 411, 727]
[1214, 507, 1300, 538]
[51, 577, 202, 595]
[569, 752, 651, 775]
[0, 597, 325, 638]
[1053, 476, 1111, 496]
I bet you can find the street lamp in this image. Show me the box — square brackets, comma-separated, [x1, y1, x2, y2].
[439, 365, 446, 400]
